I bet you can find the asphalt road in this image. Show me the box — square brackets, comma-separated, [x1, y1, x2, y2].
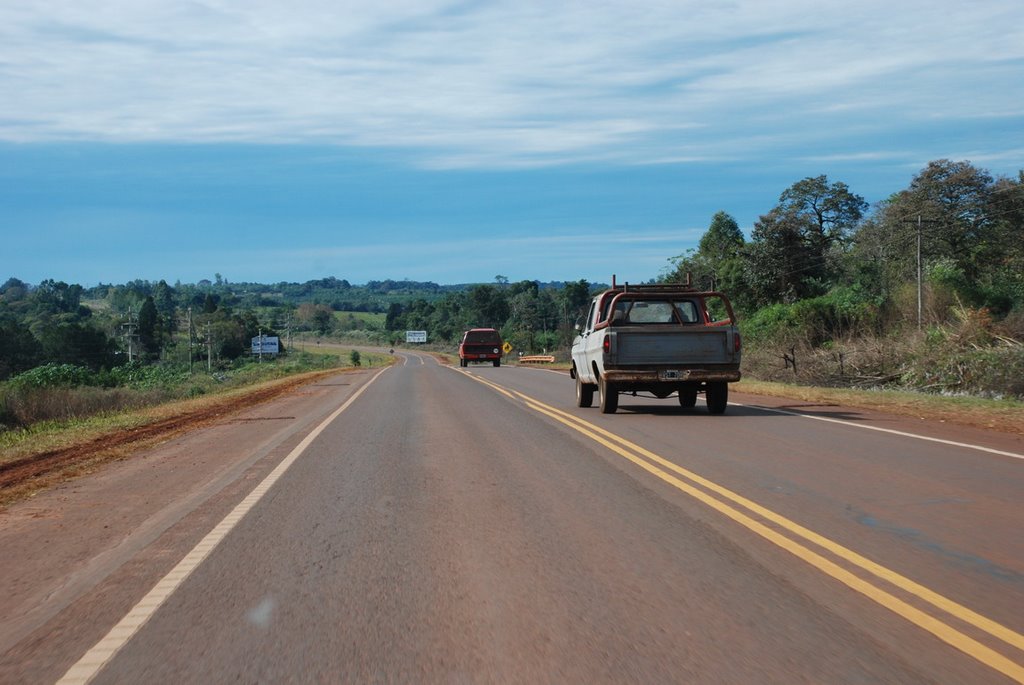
[2, 352, 1023, 683]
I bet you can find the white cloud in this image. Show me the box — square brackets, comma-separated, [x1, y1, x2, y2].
[1, 1, 1022, 168]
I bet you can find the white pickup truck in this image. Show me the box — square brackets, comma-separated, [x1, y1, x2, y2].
[570, 279, 742, 414]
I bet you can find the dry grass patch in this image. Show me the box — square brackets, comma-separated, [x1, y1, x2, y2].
[735, 379, 1024, 435]
[0, 368, 354, 507]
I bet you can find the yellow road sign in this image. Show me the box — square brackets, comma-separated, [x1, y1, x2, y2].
[502, 341, 513, 354]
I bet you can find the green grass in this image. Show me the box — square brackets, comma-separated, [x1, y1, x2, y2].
[333, 310, 386, 327]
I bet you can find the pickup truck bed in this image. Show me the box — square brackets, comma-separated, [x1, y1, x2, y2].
[614, 329, 733, 365]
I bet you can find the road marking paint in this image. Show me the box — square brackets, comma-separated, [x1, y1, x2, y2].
[519, 398, 1024, 682]
[532, 367, 570, 377]
[57, 367, 390, 685]
[455, 371, 1024, 681]
[518, 394, 1024, 655]
[503, 364, 1023, 460]
[731, 402, 1024, 460]
[452, 367, 518, 400]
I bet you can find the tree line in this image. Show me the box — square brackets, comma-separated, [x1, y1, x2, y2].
[2, 157, 1021, 394]
[667, 160, 1022, 320]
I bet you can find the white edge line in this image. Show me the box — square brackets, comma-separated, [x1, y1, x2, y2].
[484, 367, 1022, 460]
[523, 366, 569, 376]
[731, 402, 1024, 460]
[57, 367, 390, 685]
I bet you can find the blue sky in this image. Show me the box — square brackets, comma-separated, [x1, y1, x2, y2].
[2, 1, 1022, 287]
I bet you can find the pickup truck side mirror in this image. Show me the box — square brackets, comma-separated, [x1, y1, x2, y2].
[574, 323, 582, 332]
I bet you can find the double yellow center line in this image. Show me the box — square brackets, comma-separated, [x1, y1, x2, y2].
[461, 370, 1024, 682]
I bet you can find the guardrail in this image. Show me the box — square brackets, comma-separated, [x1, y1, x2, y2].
[518, 355, 556, 364]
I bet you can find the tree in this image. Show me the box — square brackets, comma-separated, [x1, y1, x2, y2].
[561, 280, 592, 321]
[384, 302, 404, 331]
[137, 296, 162, 357]
[700, 212, 745, 261]
[858, 160, 1017, 315]
[779, 175, 867, 255]
[38, 322, 120, 371]
[744, 207, 820, 305]
[507, 291, 541, 352]
[666, 211, 746, 296]
[466, 285, 509, 328]
[984, 172, 1024, 311]
[1, 278, 29, 302]
[882, 161, 994, 275]
[428, 294, 466, 341]
[153, 280, 177, 332]
[0, 320, 42, 379]
[34, 280, 85, 314]
[743, 177, 867, 306]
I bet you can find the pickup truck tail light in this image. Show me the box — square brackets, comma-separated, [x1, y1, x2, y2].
[603, 336, 611, 353]
[734, 332, 742, 353]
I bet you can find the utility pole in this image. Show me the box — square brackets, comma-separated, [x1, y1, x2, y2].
[258, 328, 263, 363]
[206, 323, 212, 373]
[121, 306, 138, 363]
[903, 214, 938, 331]
[187, 307, 194, 374]
[921, 213, 929, 331]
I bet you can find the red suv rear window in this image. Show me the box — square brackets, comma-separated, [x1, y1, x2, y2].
[464, 330, 501, 344]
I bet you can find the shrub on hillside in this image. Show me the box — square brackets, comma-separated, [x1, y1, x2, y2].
[107, 362, 189, 390]
[7, 363, 93, 390]
[741, 286, 880, 346]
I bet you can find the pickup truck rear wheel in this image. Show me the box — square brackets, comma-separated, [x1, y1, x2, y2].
[576, 374, 595, 407]
[706, 382, 728, 414]
[678, 388, 698, 408]
[599, 377, 618, 414]
[493, 359, 501, 367]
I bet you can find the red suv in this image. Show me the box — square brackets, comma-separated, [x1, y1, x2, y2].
[459, 328, 503, 367]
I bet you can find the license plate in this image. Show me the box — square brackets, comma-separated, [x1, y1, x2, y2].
[660, 370, 682, 379]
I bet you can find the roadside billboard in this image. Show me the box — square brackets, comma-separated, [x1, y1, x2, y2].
[251, 335, 280, 355]
[406, 330, 427, 344]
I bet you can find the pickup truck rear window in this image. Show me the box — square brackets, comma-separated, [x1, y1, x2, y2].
[607, 299, 700, 325]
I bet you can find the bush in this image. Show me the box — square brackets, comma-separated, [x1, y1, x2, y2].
[107, 362, 189, 390]
[740, 303, 798, 345]
[741, 287, 880, 346]
[903, 343, 1024, 397]
[0, 385, 173, 427]
[7, 363, 94, 390]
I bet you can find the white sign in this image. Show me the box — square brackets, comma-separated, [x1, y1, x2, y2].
[406, 330, 427, 344]
[251, 336, 280, 355]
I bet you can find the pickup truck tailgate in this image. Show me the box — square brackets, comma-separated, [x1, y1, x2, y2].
[615, 329, 732, 365]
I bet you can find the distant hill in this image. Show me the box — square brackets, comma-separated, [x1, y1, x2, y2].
[77, 277, 604, 313]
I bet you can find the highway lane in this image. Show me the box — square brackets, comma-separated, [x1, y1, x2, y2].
[465, 363, 1024, 678]
[14, 352, 1024, 682]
